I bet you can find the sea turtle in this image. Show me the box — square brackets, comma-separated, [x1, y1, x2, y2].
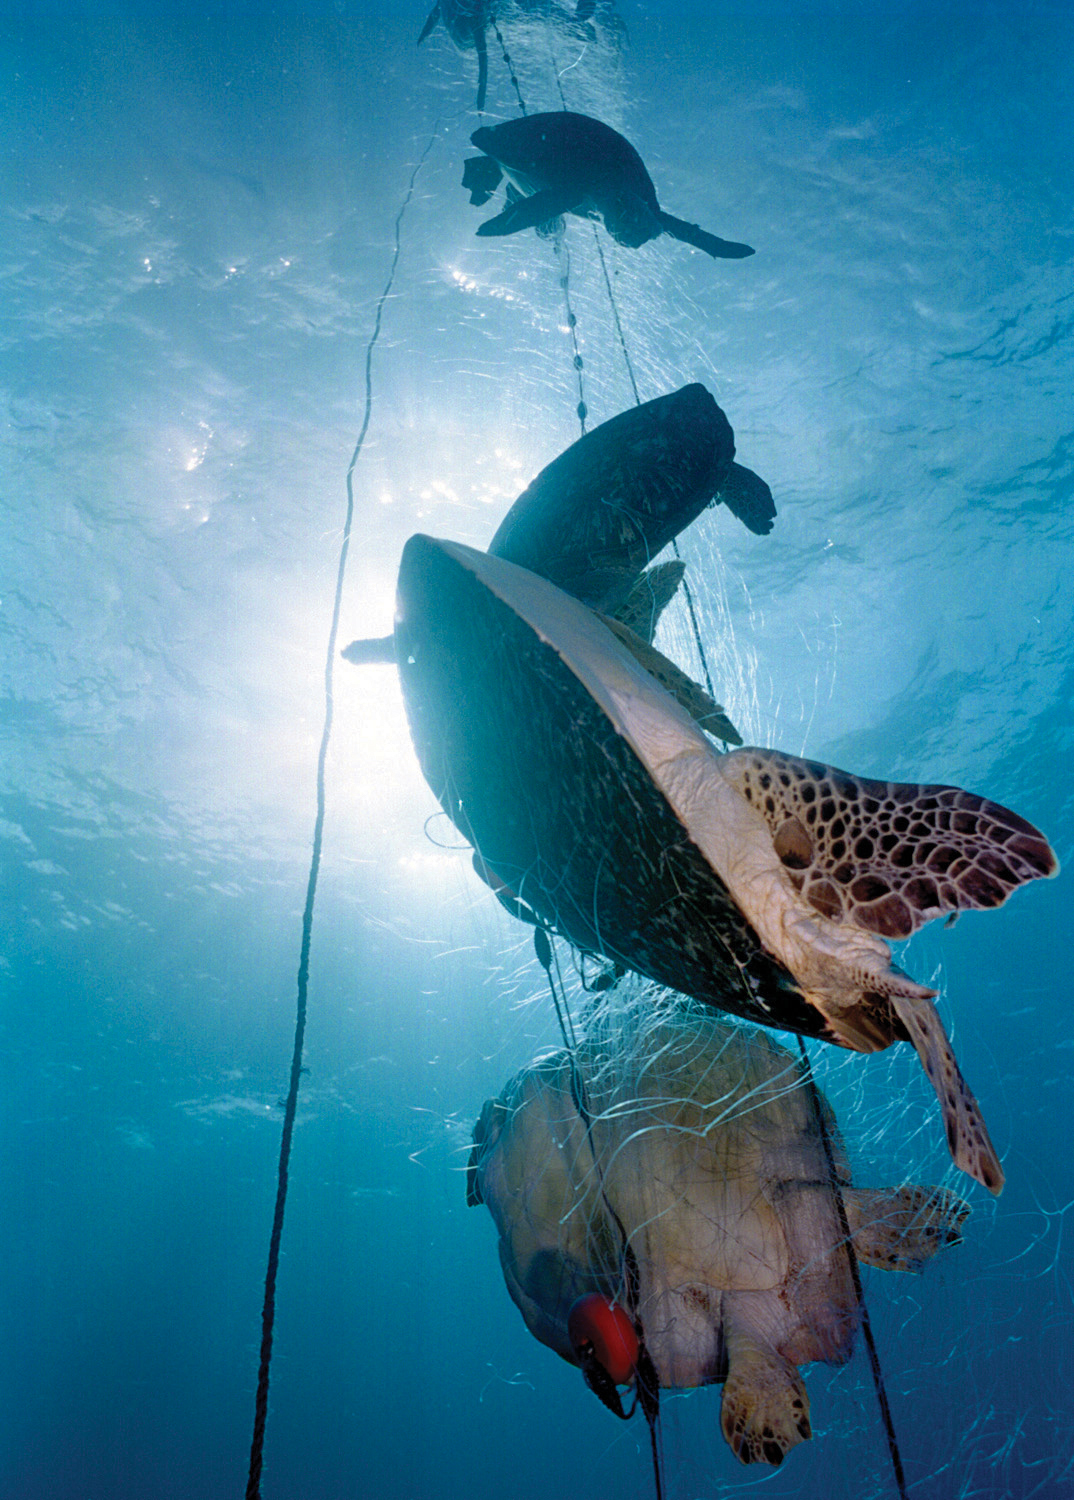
[487, 384, 775, 618]
[418, 1, 607, 113]
[467, 1001, 969, 1466]
[388, 535, 1058, 1192]
[463, 110, 755, 258]
[418, 0, 494, 113]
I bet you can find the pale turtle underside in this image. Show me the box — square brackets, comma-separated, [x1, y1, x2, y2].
[468, 1005, 969, 1466]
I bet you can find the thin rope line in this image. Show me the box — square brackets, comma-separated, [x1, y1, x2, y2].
[533, 927, 663, 1500]
[495, 19, 586, 439]
[555, 238, 588, 435]
[492, 19, 527, 115]
[244, 123, 440, 1500]
[645, 1411, 665, 1500]
[538, 44, 589, 436]
[670, 539, 720, 703]
[795, 1037, 908, 1500]
[593, 232, 641, 407]
[593, 229, 723, 709]
[533, 923, 579, 1051]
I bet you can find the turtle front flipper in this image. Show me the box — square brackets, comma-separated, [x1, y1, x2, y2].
[889, 989, 1005, 1195]
[696, 746, 1055, 1188]
[341, 635, 396, 665]
[717, 748, 1058, 939]
[655, 209, 755, 259]
[844, 1184, 970, 1271]
[477, 188, 578, 237]
[716, 462, 776, 535]
[463, 154, 504, 206]
[502, 180, 565, 238]
[720, 1326, 811, 1466]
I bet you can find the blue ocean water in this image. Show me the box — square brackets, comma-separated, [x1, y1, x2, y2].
[1, 2, 1070, 1497]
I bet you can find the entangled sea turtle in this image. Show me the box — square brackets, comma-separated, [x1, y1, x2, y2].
[488, 384, 775, 618]
[387, 535, 1058, 1192]
[418, 0, 495, 113]
[467, 1000, 969, 1466]
[463, 111, 756, 258]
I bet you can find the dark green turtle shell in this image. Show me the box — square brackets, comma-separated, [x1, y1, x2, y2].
[471, 111, 659, 209]
[488, 384, 735, 611]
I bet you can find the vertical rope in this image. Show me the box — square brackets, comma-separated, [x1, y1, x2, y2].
[492, 20, 527, 115]
[534, 927, 664, 1500]
[592, 232, 640, 407]
[244, 124, 440, 1500]
[491, 25, 586, 435]
[795, 1037, 908, 1500]
[593, 224, 722, 708]
[555, 238, 588, 435]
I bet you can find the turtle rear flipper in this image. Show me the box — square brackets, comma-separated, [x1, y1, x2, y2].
[717, 747, 1059, 940]
[598, 613, 741, 745]
[602, 190, 663, 249]
[844, 1184, 970, 1272]
[717, 462, 776, 535]
[720, 1327, 811, 1466]
[656, 209, 755, 259]
[888, 989, 1004, 1195]
[417, 2, 441, 44]
[613, 560, 686, 642]
[462, 154, 503, 206]
[478, 188, 577, 237]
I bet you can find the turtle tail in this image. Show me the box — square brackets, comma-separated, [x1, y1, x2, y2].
[341, 635, 396, 665]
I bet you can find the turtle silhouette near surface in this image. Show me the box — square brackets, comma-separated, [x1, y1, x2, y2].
[418, 0, 494, 112]
[418, 4, 613, 116]
[468, 1002, 970, 1465]
[463, 110, 756, 258]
